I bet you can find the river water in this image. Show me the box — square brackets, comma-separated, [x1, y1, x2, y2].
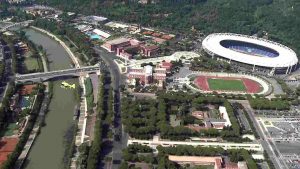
[23, 29, 78, 169]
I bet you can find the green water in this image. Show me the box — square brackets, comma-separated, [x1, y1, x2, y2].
[23, 29, 79, 169]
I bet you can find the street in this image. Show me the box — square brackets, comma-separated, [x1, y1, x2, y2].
[231, 100, 286, 169]
[94, 47, 127, 169]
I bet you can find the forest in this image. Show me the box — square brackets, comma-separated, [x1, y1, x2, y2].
[33, 0, 300, 55]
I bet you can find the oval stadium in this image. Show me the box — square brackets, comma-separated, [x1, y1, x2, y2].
[202, 33, 299, 74]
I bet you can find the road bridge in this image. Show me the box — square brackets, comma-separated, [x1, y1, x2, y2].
[0, 20, 33, 32]
[15, 64, 100, 83]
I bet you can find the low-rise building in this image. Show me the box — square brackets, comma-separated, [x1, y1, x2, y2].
[189, 106, 232, 130]
[127, 135, 264, 152]
[158, 61, 173, 72]
[103, 37, 159, 59]
[81, 15, 108, 25]
[127, 65, 166, 87]
[168, 155, 222, 169]
[140, 44, 159, 57]
[92, 29, 111, 39]
[102, 37, 132, 52]
[153, 37, 166, 44]
[169, 155, 248, 169]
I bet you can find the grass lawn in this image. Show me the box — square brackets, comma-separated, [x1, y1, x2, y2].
[208, 78, 246, 91]
[208, 109, 220, 119]
[4, 123, 17, 136]
[170, 115, 181, 127]
[24, 57, 39, 71]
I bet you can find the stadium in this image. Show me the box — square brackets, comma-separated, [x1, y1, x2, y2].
[186, 72, 270, 95]
[202, 33, 299, 74]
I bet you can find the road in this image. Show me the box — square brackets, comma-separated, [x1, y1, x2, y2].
[94, 47, 127, 169]
[231, 100, 286, 169]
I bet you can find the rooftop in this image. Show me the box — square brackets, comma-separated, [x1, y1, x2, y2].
[106, 37, 129, 45]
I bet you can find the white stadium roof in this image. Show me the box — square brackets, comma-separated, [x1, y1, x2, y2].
[202, 33, 298, 68]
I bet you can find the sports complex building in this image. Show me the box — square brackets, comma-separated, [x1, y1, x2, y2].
[202, 33, 299, 74]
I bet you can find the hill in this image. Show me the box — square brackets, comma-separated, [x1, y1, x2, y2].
[34, 0, 300, 55]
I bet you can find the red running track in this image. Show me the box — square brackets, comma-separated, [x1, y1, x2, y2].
[0, 137, 19, 165]
[242, 78, 261, 93]
[194, 76, 210, 90]
[194, 76, 262, 93]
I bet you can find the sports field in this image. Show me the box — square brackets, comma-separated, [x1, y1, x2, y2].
[208, 78, 246, 91]
[193, 75, 263, 93]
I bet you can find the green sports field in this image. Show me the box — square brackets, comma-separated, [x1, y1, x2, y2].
[207, 78, 246, 91]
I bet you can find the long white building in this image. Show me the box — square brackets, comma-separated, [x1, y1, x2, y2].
[128, 136, 264, 152]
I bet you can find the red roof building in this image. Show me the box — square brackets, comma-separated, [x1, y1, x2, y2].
[19, 84, 37, 95]
[152, 32, 162, 37]
[102, 37, 131, 52]
[153, 37, 166, 44]
[142, 31, 153, 35]
[127, 65, 166, 87]
[140, 45, 159, 57]
[158, 61, 173, 72]
[168, 156, 223, 169]
[161, 34, 173, 40]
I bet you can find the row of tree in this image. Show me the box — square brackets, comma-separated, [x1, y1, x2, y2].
[248, 96, 290, 110]
[82, 73, 115, 169]
[85, 77, 94, 113]
[2, 84, 45, 169]
[121, 144, 258, 169]
[84, 75, 105, 169]
[122, 92, 243, 141]
[122, 98, 158, 139]
[0, 82, 15, 133]
[32, 18, 99, 65]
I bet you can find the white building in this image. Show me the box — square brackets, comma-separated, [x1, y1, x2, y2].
[92, 29, 111, 39]
[128, 136, 264, 152]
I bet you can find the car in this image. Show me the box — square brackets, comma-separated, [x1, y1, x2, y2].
[112, 160, 121, 164]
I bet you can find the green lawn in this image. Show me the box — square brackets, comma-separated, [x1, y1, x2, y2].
[170, 115, 181, 127]
[208, 109, 220, 119]
[208, 78, 246, 91]
[24, 57, 39, 71]
[4, 123, 17, 136]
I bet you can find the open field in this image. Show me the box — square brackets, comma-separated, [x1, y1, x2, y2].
[24, 57, 39, 71]
[208, 78, 246, 91]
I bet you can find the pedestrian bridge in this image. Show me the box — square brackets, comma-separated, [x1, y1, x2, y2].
[15, 65, 100, 83]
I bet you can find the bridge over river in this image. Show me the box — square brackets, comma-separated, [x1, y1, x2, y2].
[0, 20, 33, 32]
[15, 64, 100, 83]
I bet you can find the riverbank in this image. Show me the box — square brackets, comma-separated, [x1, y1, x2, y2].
[13, 28, 79, 169]
[30, 26, 81, 68]
[25, 27, 91, 169]
[14, 42, 51, 169]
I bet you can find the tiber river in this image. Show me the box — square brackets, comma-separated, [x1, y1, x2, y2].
[23, 28, 79, 169]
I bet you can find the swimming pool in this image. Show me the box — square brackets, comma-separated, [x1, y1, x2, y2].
[86, 32, 102, 40]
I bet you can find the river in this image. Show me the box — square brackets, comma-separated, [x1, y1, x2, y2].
[23, 29, 79, 169]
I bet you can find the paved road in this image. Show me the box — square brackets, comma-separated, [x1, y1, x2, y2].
[94, 47, 127, 169]
[230, 100, 286, 169]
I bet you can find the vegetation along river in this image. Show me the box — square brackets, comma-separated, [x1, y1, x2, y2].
[23, 28, 79, 169]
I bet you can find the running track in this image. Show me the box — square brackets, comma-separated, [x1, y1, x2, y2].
[194, 76, 262, 93]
